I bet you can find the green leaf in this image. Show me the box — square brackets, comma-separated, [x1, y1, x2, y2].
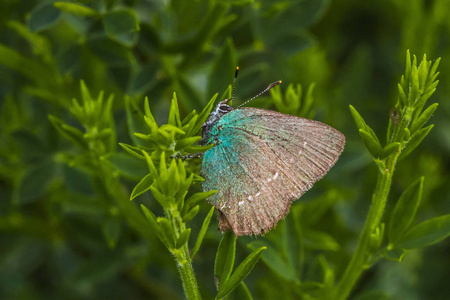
[397, 83, 407, 106]
[383, 247, 406, 262]
[168, 93, 182, 127]
[397, 215, 450, 249]
[410, 103, 438, 134]
[141, 204, 163, 241]
[49, 115, 87, 150]
[182, 205, 200, 223]
[318, 255, 335, 289]
[158, 217, 176, 249]
[150, 186, 167, 207]
[248, 240, 296, 281]
[28, 2, 61, 32]
[142, 150, 158, 178]
[124, 96, 150, 146]
[119, 143, 145, 160]
[53, 2, 99, 16]
[175, 136, 202, 151]
[130, 173, 153, 200]
[183, 190, 217, 215]
[283, 210, 303, 279]
[215, 231, 236, 289]
[359, 129, 381, 159]
[216, 246, 266, 299]
[231, 282, 253, 300]
[388, 177, 423, 244]
[349, 105, 367, 131]
[0, 43, 49, 84]
[379, 142, 401, 160]
[191, 206, 215, 259]
[399, 125, 433, 160]
[303, 229, 340, 251]
[191, 94, 218, 135]
[103, 9, 140, 47]
[175, 228, 191, 249]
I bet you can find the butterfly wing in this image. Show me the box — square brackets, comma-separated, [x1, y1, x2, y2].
[201, 108, 345, 236]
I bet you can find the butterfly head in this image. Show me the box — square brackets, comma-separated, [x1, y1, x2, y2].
[200, 66, 281, 146]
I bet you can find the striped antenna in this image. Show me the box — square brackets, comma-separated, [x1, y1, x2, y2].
[231, 66, 239, 103]
[236, 80, 282, 109]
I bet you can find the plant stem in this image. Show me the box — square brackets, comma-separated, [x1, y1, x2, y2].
[333, 156, 397, 300]
[167, 207, 202, 299]
[174, 243, 202, 299]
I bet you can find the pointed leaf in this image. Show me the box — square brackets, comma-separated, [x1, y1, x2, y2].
[140, 204, 163, 239]
[124, 96, 149, 146]
[410, 103, 438, 134]
[303, 229, 340, 251]
[397, 83, 407, 106]
[175, 228, 191, 249]
[182, 205, 200, 223]
[191, 94, 217, 135]
[231, 282, 253, 300]
[158, 217, 176, 249]
[349, 105, 367, 131]
[388, 177, 423, 244]
[168, 94, 182, 127]
[142, 150, 158, 176]
[28, 2, 61, 32]
[399, 125, 433, 160]
[215, 231, 236, 288]
[183, 190, 217, 215]
[176, 136, 202, 151]
[397, 215, 450, 249]
[359, 129, 381, 158]
[191, 206, 215, 258]
[283, 210, 303, 279]
[119, 143, 145, 160]
[49, 115, 87, 150]
[216, 246, 266, 299]
[53, 2, 99, 16]
[130, 173, 153, 200]
[379, 142, 401, 160]
[248, 240, 296, 281]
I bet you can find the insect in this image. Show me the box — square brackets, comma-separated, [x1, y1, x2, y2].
[199, 67, 345, 236]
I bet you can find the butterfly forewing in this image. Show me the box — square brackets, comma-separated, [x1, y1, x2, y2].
[201, 108, 345, 236]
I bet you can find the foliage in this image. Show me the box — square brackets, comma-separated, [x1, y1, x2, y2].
[1, 0, 450, 299]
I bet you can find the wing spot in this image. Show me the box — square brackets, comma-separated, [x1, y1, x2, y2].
[273, 171, 279, 180]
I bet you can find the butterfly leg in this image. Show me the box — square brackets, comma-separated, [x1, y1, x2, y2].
[171, 153, 204, 160]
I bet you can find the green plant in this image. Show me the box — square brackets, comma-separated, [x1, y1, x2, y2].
[2, 1, 450, 299]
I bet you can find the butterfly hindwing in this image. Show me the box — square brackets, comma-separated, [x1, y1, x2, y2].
[201, 107, 345, 236]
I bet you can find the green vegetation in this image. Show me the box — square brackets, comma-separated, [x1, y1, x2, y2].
[1, 1, 450, 299]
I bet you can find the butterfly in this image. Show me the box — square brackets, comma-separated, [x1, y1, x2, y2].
[199, 67, 345, 236]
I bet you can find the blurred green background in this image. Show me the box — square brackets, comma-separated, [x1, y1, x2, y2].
[1, 0, 449, 299]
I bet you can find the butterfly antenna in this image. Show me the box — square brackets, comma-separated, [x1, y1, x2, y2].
[231, 66, 239, 104]
[236, 80, 282, 109]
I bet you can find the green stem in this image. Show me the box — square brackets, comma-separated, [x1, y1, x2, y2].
[167, 207, 202, 299]
[174, 244, 202, 300]
[333, 157, 397, 300]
